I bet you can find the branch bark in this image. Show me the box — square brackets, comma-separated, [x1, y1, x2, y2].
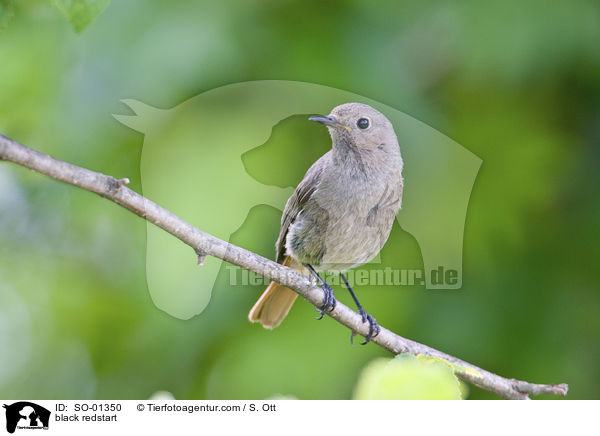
[0, 134, 568, 400]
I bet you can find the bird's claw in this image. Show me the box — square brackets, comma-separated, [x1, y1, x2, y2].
[350, 308, 380, 345]
[315, 282, 336, 320]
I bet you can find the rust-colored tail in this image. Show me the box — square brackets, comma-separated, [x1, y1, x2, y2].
[248, 257, 300, 329]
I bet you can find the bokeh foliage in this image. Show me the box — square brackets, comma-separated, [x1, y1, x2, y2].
[0, 0, 599, 399]
[354, 355, 466, 400]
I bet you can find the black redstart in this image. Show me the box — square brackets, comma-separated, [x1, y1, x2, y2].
[249, 102, 403, 343]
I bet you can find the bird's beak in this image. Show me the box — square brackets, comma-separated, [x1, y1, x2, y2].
[309, 115, 351, 131]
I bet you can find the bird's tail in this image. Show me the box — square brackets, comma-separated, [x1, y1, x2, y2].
[248, 256, 302, 329]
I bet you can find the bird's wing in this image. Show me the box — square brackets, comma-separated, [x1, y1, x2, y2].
[275, 154, 327, 263]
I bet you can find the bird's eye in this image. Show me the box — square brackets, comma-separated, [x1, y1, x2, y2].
[357, 118, 370, 129]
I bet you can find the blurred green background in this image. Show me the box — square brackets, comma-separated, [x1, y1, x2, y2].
[1, 0, 599, 400]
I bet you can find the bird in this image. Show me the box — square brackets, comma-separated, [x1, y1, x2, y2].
[248, 102, 404, 343]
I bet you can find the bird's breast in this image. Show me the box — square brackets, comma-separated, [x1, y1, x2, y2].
[286, 171, 402, 272]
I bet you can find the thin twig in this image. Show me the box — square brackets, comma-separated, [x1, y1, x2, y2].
[0, 134, 568, 399]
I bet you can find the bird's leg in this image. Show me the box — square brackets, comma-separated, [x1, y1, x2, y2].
[304, 264, 336, 319]
[340, 272, 380, 345]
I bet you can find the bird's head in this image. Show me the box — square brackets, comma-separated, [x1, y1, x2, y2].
[309, 102, 397, 151]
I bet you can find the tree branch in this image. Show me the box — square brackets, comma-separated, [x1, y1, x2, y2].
[0, 134, 568, 400]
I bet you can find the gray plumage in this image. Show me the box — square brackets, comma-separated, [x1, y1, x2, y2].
[249, 102, 403, 329]
[279, 103, 403, 271]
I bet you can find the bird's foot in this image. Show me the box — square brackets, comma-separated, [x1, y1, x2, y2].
[315, 282, 336, 320]
[351, 308, 380, 345]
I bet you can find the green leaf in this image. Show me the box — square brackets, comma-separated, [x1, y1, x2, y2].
[0, 0, 15, 30]
[353, 355, 467, 400]
[51, 0, 110, 33]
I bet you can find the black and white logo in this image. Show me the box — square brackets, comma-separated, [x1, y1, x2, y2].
[3, 402, 50, 434]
